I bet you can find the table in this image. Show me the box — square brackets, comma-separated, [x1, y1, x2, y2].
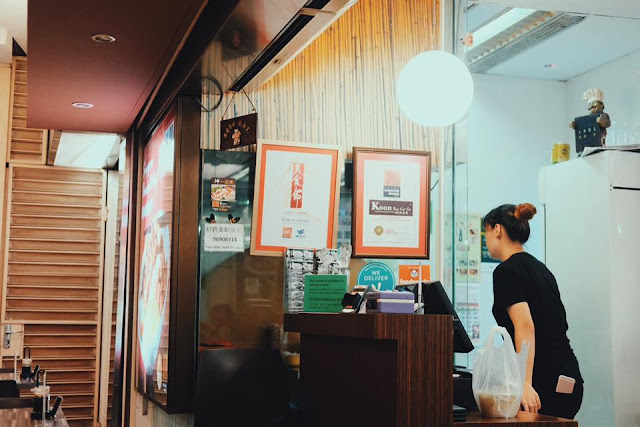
[456, 411, 578, 426]
[0, 407, 68, 426]
[0, 372, 36, 389]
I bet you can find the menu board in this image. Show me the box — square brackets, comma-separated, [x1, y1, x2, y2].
[136, 109, 175, 404]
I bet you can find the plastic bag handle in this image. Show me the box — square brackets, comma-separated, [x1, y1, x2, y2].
[486, 326, 511, 349]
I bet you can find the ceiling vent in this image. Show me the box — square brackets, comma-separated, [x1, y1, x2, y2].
[467, 10, 586, 73]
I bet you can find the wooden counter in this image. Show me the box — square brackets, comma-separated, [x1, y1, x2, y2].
[457, 411, 577, 426]
[286, 313, 578, 427]
[285, 313, 453, 427]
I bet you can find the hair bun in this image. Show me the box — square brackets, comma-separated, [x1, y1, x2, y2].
[514, 203, 537, 221]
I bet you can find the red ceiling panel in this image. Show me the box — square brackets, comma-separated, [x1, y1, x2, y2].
[27, 0, 206, 133]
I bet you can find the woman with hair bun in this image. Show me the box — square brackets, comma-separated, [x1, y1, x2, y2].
[483, 203, 583, 419]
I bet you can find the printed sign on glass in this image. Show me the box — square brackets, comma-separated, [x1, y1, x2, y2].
[211, 177, 236, 212]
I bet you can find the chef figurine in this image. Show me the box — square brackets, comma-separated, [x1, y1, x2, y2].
[570, 88, 611, 146]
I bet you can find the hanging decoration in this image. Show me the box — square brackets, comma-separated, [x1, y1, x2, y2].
[219, 89, 258, 150]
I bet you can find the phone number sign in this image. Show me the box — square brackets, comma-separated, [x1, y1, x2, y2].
[204, 223, 245, 252]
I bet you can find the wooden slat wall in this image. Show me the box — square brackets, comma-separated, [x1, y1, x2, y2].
[47, 130, 62, 166]
[0, 65, 12, 307]
[1, 165, 106, 427]
[7, 58, 48, 164]
[201, 0, 441, 159]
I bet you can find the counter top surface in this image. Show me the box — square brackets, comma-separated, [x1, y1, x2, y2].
[0, 372, 37, 389]
[284, 312, 452, 340]
[456, 411, 577, 426]
[0, 407, 68, 426]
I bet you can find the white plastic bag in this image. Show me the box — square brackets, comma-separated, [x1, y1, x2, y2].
[472, 326, 528, 418]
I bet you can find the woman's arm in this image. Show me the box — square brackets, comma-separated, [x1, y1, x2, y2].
[507, 302, 540, 413]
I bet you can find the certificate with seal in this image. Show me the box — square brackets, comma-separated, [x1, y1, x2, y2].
[352, 148, 430, 258]
[250, 140, 342, 257]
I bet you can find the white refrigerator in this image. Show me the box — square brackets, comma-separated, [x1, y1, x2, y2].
[538, 150, 640, 426]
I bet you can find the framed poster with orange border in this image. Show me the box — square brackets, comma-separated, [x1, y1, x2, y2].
[250, 140, 341, 257]
[352, 148, 430, 258]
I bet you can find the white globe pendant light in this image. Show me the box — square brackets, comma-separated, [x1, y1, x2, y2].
[396, 51, 474, 127]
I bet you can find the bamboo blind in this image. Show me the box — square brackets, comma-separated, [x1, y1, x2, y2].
[7, 58, 48, 164]
[1, 164, 106, 427]
[201, 0, 442, 160]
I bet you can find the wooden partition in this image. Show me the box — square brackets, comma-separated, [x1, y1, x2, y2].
[1, 164, 106, 426]
[47, 130, 62, 165]
[6, 58, 48, 164]
[99, 170, 123, 426]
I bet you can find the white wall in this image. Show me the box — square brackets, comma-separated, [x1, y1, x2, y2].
[461, 73, 567, 365]
[566, 49, 640, 156]
[468, 73, 567, 259]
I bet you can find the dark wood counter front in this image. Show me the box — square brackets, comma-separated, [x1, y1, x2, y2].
[285, 313, 453, 427]
[457, 411, 577, 426]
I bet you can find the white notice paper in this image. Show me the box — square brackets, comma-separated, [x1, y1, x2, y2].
[362, 159, 421, 248]
[204, 223, 244, 252]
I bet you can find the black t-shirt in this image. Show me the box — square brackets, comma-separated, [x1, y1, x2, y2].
[492, 252, 583, 387]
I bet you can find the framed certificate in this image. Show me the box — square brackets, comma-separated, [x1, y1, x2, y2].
[352, 148, 430, 258]
[250, 140, 342, 257]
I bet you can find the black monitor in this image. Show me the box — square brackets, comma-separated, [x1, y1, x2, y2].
[396, 281, 474, 354]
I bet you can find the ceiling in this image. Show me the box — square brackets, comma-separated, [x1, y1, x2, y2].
[470, 1, 640, 80]
[26, 0, 207, 134]
[486, 15, 640, 80]
[15, 0, 640, 133]
[474, 0, 640, 19]
[54, 132, 121, 169]
[0, 0, 27, 64]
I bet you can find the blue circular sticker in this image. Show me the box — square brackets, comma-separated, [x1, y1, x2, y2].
[357, 262, 396, 291]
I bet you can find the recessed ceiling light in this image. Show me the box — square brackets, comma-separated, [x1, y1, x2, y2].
[544, 63, 557, 69]
[91, 33, 116, 43]
[72, 102, 94, 109]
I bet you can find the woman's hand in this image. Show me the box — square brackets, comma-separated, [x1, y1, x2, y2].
[521, 383, 541, 413]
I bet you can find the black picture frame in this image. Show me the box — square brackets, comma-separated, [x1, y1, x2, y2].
[134, 97, 200, 414]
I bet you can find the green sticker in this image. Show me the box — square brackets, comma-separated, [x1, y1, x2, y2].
[303, 275, 348, 313]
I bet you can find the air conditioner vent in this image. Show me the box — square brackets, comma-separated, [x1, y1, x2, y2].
[469, 13, 586, 73]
